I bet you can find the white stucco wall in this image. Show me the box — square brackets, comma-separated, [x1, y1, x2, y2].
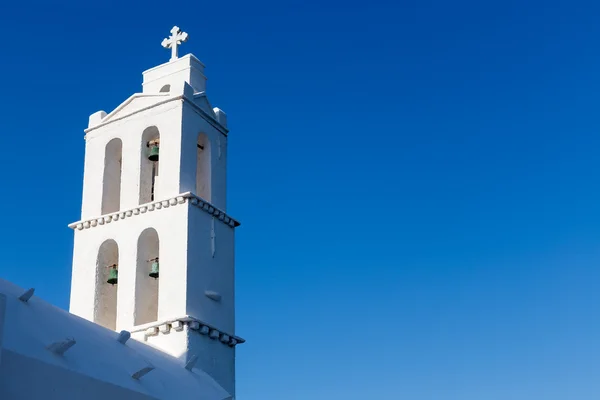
[70, 52, 239, 397]
[187, 207, 235, 333]
[70, 202, 189, 331]
[80, 92, 227, 218]
[132, 322, 236, 396]
[135, 228, 160, 325]
[187, 327, 236, 396]
[70, 200, 236, 331]
[81, 100, 186, 219]
[181, 102, 228, 210]
[142, 54, 207, 94]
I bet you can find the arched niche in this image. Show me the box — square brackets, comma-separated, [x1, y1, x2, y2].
[102, 138, 123, 214]
[159, 84, 171, 93]
[95, 239, 119, 330]
[196, 133, 211, 201]
[140, 126, 160, 204]
[135, 228, 159, 325]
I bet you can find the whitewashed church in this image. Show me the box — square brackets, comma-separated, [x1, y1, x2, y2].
[0, 27, 243, 399]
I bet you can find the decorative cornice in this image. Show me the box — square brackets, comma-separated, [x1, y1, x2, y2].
[84, 93, 172, 135]
[130, 315, 245, 348]
[68, 192, 240, 231]
[182, 94, 228, 135]
[84, 94, 228, 137]
[187, 194, 240, 227]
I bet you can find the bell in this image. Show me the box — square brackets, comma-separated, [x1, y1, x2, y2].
[107, 266, 118, 285]
[149, 260, 159, 279]
[147, 144, 159, 162]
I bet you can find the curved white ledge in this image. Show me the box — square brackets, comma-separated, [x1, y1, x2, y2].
[68, 192, 240, 231]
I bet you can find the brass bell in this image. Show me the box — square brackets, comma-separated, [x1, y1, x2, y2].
[147, 144, 159, 162]
[107, 265, 118, 285]
[149, 258, 159, 279]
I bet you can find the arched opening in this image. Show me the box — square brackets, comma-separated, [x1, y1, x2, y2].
[95, 239, 119, 330]
[135, 228, 159, 325]
[196, 133, 211, 201]
[102, 138, 122, 214]
[140, 126, 160, 204]
[159, 84, 171, 93]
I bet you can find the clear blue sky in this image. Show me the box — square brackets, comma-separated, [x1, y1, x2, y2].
[1, 0, 600, 398]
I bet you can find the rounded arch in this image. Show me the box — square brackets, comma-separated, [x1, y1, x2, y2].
[135, 227, 160, 325]
[159, 84, 171, 93]
[95, 239, 119, 330]
[140, 126, 160, 204]
[102, 138, 123, 214]
[196, 133, 211, 201]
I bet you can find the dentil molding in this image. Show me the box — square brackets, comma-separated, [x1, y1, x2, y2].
[68, 192, 240, 231]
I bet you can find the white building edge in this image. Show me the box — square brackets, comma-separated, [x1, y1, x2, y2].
[0, 26, 243, 399]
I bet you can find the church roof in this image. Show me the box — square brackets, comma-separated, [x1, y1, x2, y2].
[0, 278, 232, 400]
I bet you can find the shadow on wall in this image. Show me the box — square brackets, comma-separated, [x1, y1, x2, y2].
[196, 133, 211, 201]
[140, 127, 160, 204]
[102, 139, 122, 215]
[135, 228, 159, 326]
[95, 239, 119, 330]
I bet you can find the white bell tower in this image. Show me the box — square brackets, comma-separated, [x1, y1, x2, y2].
[68, 26, 243, 397]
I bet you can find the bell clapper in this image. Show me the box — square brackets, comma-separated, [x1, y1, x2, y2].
[148, 257, 159, 279]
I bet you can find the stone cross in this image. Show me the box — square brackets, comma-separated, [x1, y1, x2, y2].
[161, 26, 189, 61]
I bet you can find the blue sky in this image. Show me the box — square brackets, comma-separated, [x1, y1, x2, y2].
[1, 0, 600, 398]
